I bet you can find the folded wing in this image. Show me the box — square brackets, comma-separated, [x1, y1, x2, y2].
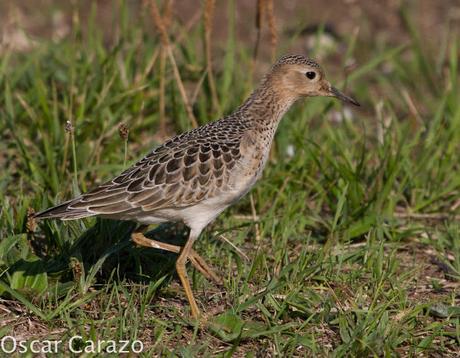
[34, 129, 242, 221]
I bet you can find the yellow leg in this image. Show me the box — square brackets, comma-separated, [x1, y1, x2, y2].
[175, 229, 201, 319]
[131, 232, 222, 285]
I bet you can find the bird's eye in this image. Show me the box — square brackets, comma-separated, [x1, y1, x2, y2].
[305, 71, 316, 80]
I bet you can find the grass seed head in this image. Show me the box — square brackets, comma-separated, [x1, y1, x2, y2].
[118, 123, 130, 141]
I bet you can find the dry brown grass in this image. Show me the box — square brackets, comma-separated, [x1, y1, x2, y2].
[204, 0, 220, 114]
[145, 0, 198, 129]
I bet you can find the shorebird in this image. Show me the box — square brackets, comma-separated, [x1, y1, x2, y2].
[34, 54, 359, 319]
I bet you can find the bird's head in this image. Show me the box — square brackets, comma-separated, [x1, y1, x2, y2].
[268, 54, 359, 106]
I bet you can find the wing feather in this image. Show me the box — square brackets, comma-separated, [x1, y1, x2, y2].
[34, 121, 245, 221]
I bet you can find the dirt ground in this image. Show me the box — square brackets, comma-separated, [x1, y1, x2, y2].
[0, 241, 457, 356]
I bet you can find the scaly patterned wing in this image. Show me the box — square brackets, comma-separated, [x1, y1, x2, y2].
[36, 130, 243, 220]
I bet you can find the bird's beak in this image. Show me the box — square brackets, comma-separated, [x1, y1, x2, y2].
[330, 86, 360, 106]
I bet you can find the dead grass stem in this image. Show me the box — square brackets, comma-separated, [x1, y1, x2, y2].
[145, 0, 198, 128]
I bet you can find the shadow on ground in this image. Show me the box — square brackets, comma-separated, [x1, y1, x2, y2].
[6, 219, 191, 299]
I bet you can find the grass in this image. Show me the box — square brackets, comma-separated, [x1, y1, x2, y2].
[0, 1, 459, 356]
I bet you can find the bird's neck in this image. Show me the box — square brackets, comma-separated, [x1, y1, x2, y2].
[237, 76, 298, 130]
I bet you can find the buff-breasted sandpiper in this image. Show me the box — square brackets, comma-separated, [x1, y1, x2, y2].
[35, 54, 359, 319]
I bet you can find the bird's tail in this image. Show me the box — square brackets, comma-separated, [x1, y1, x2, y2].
[33, 199, 96, 221]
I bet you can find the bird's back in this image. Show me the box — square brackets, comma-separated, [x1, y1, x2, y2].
[34, 115, 255, 223]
